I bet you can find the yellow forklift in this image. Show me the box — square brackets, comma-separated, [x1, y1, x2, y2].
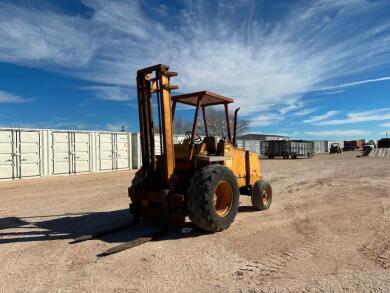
[129, 64, 272, 232]
[71, 64, 273, 256]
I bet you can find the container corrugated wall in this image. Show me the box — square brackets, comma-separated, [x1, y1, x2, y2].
[0, 128, 134, 181]
[236, 139, 263, 156]
[313, 140, 328, 153]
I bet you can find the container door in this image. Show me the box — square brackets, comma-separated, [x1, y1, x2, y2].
[19, 130, 41, 178]
[115, 134, 129, 169]
[154, 134, 161, 156]
[0, 130, 15, 179]
[52, 132, 71, 174]
[74, 132, 90, 173]
[99, 133, 113, 170]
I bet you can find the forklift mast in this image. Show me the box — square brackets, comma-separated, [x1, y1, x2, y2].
[136, 64, 178, 189]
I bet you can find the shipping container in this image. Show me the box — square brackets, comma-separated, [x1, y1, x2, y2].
[98, 132, 131, 171]
[0, 129, 42, 180]
[0, 128, 133, 181]
[313, 140, 328, 153]
[236, 139, 263, 156]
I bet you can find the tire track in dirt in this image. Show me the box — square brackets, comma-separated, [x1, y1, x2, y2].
[259, 274, 344, 292]
[361, 233, 390, 269]
[234, 246, 313, 280]
[361, 199, 390, 269]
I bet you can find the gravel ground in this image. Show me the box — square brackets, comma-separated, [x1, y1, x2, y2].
[0, 152, 389, 292]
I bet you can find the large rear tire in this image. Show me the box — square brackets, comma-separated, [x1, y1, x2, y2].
[251, 180, 272, 211]
[187, 165, 239, 232]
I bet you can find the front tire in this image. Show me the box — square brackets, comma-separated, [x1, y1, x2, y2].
[187, 165, 239, 232]
[251, 180, 272, 211]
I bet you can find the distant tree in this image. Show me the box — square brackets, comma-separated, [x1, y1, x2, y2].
[153, 108, 249, 138]
[199, 107, 249, 138]
[154, 116, 192, 134]
[173, 116, 193, 134]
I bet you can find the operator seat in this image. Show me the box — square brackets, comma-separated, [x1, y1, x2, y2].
[203, 136, 217, 155]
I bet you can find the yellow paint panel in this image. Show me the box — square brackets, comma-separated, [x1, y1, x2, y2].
[224, 145, 261, 188]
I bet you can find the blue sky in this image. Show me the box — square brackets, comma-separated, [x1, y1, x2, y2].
[0, 0, 389, 140]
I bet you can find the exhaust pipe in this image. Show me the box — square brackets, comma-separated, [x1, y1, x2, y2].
[233, 108, 240, 147]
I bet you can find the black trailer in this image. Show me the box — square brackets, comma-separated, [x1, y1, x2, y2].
[378, 138, 390, 148]
[261, 140, 314, 159]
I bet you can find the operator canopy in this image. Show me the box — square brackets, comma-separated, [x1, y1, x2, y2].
[172, 91, 234, 107]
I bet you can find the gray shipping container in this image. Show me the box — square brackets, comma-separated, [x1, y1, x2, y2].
[313, 140, 328, 153]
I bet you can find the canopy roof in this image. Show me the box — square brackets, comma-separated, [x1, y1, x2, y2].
[172, 91, 234, 107]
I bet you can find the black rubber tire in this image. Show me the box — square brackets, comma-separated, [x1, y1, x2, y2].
[186, 165, 240, 232]
[251, 180, 272, 211]
[128, 168, 145, 222]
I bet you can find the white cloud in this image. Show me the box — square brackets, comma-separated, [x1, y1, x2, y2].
[0, 90, 33, 103]
[272, 131, 301, 138]
[81, 86, 132, 102]
[0, 119, 90, 130]
[277, 98, 304, 115]
[105, 123, 127, 132]
[313, 108, 390, 125]
[292, 108, 318, 116]
[0, 3, 94, 67]
[0, 0, 389, 125]
[0, 119, 130, 131]
[249, 113, 284, 127]
[305, 129, 369, 137]
[304, 111, 340, 123]
[319, 76, 390, 92]
[381, 122, 390, 128]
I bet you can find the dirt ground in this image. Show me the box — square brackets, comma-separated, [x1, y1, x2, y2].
[1, 152, 389, 292]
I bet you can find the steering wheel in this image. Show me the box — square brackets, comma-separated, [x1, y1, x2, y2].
[185, 131, 202, 144]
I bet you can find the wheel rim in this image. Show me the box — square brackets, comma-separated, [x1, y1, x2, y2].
[213, 180, 233, 217]
[262, 185, 271, 206]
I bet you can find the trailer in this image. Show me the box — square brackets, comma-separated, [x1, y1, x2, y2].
[261, 140, 314, 159]
[378, 138, 390, 148]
